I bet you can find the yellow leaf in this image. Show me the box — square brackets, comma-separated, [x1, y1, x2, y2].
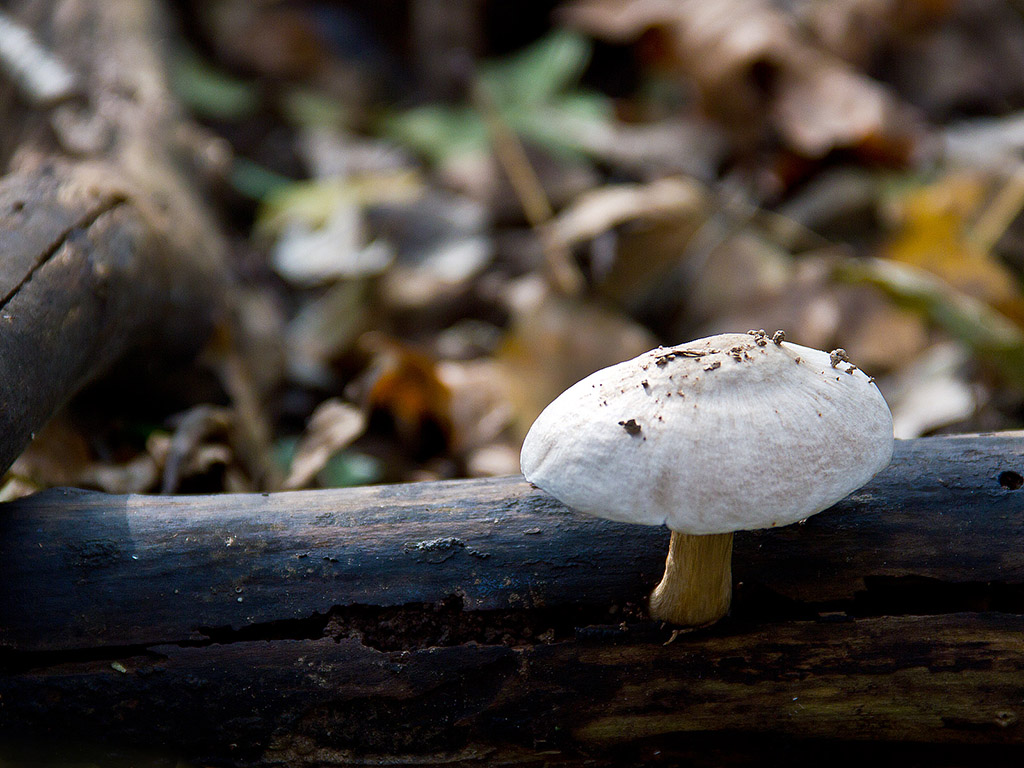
[884, 173, 1019, 307]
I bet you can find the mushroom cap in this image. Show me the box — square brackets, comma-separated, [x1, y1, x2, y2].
[520, 333, 893, 535]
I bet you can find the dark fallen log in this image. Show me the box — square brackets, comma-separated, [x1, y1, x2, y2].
[0, 0, 227, 473]
[4, 614, 1024, 767]
[2, 434, 1024, 765]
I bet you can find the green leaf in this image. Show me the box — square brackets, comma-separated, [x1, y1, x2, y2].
[481, 30, 593, 108]
[273, 437, 299, 476]
[172, 48, 259, 121]
[512, 92, 613, 159]
[837, 257, 1024, 389]
[255, 172, 422, 235]
[381, 30, 608, 164]
[229, 157, 295, 201]
[383, 105, 489, 164]
[316, 451, 383, 488]
[280, 87, 349, 130]
[257, 179, 351, 235]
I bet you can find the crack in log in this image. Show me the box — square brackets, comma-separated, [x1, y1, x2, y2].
[736, 576, 1024, 622]
[5, 576, 1024, 673]
[852, 575, 1024, 616]
[0, 193, 127, 309]
[0, 596, 638, 672]
[185, 595, 640, 652]
[0, 642, 167, 673]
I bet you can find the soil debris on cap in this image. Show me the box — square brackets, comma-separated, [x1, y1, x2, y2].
[772, 330, 785, 345]
[747, 329, 769, 346]
[619, 419, 642, 435]
[829, 348, 850, 368]
[654, 347, 705, 367]
[704, 360, 721, 371]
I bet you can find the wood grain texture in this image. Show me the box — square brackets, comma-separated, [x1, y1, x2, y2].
[2, 434, 1024, 764]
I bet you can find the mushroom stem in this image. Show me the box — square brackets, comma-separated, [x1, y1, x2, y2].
[649, 530, 733, 626]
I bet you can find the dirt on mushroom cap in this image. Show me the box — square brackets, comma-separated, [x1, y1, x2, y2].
[520, 333, 894, 534]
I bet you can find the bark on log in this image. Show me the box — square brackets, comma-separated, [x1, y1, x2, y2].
[2, 434, 1024, 765]
[0, 0, 227, 473]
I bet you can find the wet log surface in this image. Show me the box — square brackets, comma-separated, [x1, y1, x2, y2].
[2, 434, 1024, 766]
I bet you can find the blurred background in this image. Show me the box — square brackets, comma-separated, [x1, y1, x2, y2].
[7, 0, 1024, 498]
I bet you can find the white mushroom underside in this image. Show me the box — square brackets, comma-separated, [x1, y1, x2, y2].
[520, 334, 894, 535]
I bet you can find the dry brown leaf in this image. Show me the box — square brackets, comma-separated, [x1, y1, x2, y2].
[283, 399, 367, 490]
[775, 167, 879, 239]
[233, 288, 288, 400]
[771, 56, 895, 160]
[689, 249, 929, 373]
[355, 333, 454, 456]
[682, 231, 795, 332]
[204, 2, 326, 79]
[0, 476, 41, 503]
[375, 193, 493, 310]
[159, 405, 234, 493]
[550, 176, 706, 248]
[801, 0, 954, 67]
[841, 301, 930, 373]
[4, 409, 234, 496]
[549, 176, 708, 307]
[208, 332, 283, 491]
[573, 116, 728, 179]
[74, 454, 161, 495]
[286, 279, 374, 388]
[882, 343, 977, 438]
[465, 443, 522, 478]
[563, 0, 922, 159]
[809, 0, 1024, 121]
[497, 277, 657, 439]
[5, 413, 93, 487]
[436, 359, 515, 455]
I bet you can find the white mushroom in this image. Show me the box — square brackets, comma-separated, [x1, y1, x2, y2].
[520, 332, 894, 627]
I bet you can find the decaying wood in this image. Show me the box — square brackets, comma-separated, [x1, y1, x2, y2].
[0, 0, 227, 473]
[4, 614, 1023, 767]
[2, 434, 1024, 765]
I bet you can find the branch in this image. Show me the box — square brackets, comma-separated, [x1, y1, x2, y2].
[0, 0, 227, 473]
[2, 434, 1024, 764]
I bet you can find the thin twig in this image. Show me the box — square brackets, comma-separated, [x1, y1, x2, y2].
[205, 320, 283, 492]
[969, 162, 1024, 255]
[471, 78, 585, 296]
[0, 10, 78, 106]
